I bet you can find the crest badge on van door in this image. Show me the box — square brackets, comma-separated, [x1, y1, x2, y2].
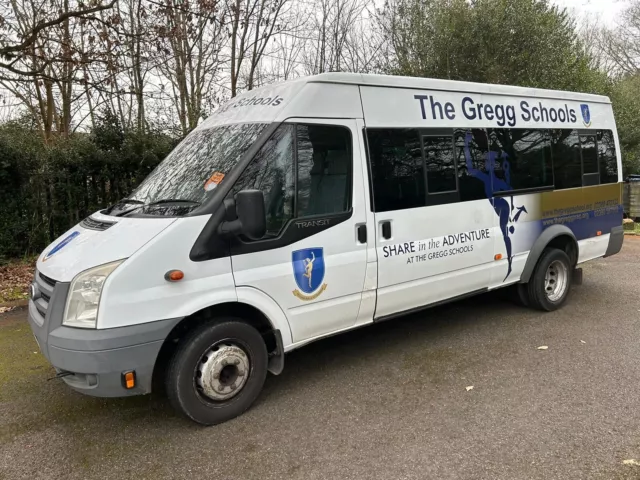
[580, 104, 591, 127]
[292, 247, 327, 301]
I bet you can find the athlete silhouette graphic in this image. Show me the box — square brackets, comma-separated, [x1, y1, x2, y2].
[463, 132, 527, 280]
[303, 251, 315, 289]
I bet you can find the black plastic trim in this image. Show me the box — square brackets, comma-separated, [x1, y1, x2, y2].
[374, 288, 488, 323]
[230, 211, 353, 257]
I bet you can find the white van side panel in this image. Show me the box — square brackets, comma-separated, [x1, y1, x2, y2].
[99, 216, 236, 329]
[373, 201, 495, 318]
[278, 83, 363, 122]
[359, 86, 615, 130]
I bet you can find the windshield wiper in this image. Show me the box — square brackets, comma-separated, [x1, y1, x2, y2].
[115, 198, 201, 217]
[106, 198, 145, 214]
[146, 199, 201, 206]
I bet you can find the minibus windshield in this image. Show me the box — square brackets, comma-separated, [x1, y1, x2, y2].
[112, 122, 268, 215]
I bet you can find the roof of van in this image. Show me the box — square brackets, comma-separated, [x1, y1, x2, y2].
[301, 72, 611, 104]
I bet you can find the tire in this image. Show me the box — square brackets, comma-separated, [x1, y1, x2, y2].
[527, 248, 572, 312]
[165, 319, 268, 425]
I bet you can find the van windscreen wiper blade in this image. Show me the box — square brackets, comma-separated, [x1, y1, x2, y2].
[146, 198, 201, 206]
[106, 197, 145, 214]
[114, 198, 201, 217]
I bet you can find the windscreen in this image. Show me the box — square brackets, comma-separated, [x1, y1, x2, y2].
[124, 123, 268, 210]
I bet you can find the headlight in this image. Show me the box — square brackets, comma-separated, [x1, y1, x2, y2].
[63, 260, 124, 328]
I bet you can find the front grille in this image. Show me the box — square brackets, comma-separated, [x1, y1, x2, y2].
[33, 270, 57, 323]
[80, 216, 115, 231]
[39, 272, 56, 287]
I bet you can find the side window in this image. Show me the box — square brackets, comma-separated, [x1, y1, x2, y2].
[297, 124, 351, 216]
[454, 128, 491, 202]
[580, 133, 600, 186]
[551, 129, 582, 190]
[233, 124, 295, 237]
[423, 135, 457, 193]
[488, 129, 553, 191]
[367, 129, 425, 212]
[598, 130, 618, 184]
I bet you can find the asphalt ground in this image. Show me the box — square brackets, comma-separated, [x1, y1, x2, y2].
[1, 238, 640, 480]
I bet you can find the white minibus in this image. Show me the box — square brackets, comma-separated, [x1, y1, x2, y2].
[28, 73, 624, 424]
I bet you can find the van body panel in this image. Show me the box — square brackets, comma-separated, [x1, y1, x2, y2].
[27, 73, 624, 404]
[99, 215, 236, 329]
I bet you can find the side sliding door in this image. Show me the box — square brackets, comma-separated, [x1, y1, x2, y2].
[367, 127, 496, 319]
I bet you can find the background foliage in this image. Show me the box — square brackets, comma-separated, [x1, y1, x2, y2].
[0, 114, 175, 260]
[0, 0, 639, 260]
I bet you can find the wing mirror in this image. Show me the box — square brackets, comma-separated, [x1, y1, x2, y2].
[218, 189, 266, 240]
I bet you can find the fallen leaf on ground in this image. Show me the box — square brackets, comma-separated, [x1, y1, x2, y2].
[580, 340, 586, 344]
[0, 260, 35, 303]
[623, 459, 640, 466]
[466, 386, 474, 391]
[537, 345, 549, 350]
[0, 306, 14, 314]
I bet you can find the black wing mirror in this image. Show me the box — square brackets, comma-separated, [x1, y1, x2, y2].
[218, 190, 266, 240]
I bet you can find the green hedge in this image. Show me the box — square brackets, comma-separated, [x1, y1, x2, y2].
[0, 121, 177, 261]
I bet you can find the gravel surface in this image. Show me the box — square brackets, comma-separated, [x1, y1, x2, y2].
[1, 238, 640, 480]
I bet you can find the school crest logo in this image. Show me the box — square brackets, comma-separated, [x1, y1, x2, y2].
[580, 104, 591, 127]
[292, 247, 327, 301]
[43, 231, 80, 262]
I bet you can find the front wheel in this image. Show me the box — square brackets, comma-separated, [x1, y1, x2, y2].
[527, 248, 573, 312]
[165, 319, 268, 425]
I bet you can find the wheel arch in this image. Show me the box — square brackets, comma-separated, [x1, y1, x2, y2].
[153, 294, 291, 388]
[519, 225, 578, 284]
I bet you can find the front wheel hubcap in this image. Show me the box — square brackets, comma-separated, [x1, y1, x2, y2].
[544, 260, 568, 302]
[196, 343, 250, 401]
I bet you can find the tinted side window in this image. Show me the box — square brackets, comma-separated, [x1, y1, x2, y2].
[234, 124, 295, 237]
[454, 128, 490, 202]
[581, 134, 598, 174]
[488, 129, 553, 191]
[423, 135, 457, 193]
[551, 129, 582, 190]
[297, 124, 351, 216]
[598, 130, 618, 184]
[367, 129, 425, 212]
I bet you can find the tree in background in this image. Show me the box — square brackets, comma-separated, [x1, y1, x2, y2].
[591, 0, 640, 175]
[379, 0, 607, 93]
[0, 0, 117, 141]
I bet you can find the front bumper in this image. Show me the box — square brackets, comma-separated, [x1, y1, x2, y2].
[27, 271, 180, 397]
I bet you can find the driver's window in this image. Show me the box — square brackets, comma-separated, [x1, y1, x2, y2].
[233, 124, 295, 237]
[233, 122, 352, 240]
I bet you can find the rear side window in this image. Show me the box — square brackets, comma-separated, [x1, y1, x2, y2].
[367, 129, 425, 212]
[488, 129, 553, 191]
[598, 130, 618, 184]
[551, 130, 582, 190]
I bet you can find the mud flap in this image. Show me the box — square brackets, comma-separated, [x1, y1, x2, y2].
[572, 268, 583, 286]
[267, 329, 285, 375]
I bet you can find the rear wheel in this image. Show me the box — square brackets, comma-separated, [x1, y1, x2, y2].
[165, 319, 268, 425]
[527, 248, 572, 312]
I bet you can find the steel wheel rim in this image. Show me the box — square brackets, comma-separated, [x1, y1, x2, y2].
[544, 260, 568, 302]
[195, 341, 251, 402]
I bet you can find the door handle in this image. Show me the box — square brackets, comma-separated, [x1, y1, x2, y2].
[357, 224, 367, 244]
[381, 221, 391, 240]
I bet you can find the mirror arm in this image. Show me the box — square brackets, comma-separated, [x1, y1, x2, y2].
[218, 219, 243, 237]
